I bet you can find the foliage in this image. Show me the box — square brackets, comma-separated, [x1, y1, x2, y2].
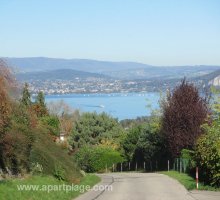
[180, 149, 196, 173]
[40, 115, 60, 136]
[122, 115, 165, 168]
[30, 130, 82, 182]
[1, 124, 34, 175]
[35, 91, 46, 107]
[30, 162, 43, 174]
[122, 125, 142, 161]
[161, 79, 208, 158]
[195, 122, 220, 187]
[32, 91, 49, 117]
[0, 101, 36, 174]
[0, 78, 12, 134]
[0, 66, 82, 182]
[70, 112, 125, 150]
[135, 122, 165, 163]
[47, 100, 80, 136]
[54, 164, 65, 181]
[74, 146, 124, 172]
[20, 83, 31, 107]
[120, 116, 150, 129]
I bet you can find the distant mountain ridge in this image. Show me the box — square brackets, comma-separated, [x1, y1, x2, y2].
[16, 69, 109, 81]
[4, 57, 152, 73]
[3, 57, 220, 80]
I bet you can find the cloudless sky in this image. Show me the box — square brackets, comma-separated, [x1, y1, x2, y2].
[0, 0, 220, 65]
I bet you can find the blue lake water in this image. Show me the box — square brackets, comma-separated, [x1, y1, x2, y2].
[45, 93, 161, 120]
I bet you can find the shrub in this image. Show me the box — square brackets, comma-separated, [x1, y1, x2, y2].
[195, 123, 220, 187]
[180, 149, 195, 173]
[1, 105, 35, 174]
[30, 162, 43, 175]
[71, 112, 125, 149]
[40, 115, 60, 136]
[74, 146, 123, 172]
[30, 129, 82, 182]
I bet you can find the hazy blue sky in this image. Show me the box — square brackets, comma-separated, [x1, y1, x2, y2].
[0, 0, 219, 65]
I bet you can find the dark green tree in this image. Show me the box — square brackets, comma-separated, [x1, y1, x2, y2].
[122, 125, 142, 161]
[33, 91, 48, 117]
[21, 83, 31, 107]
[36, 91, 46, 107]
[70, 112, 125, 150]
[122, 116, 165, 166]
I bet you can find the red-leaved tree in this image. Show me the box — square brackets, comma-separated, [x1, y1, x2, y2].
[161, 79, 209, 158]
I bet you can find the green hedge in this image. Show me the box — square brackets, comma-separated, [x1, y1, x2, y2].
[195, 123, 220, 187]
[74, 146, 123, 172]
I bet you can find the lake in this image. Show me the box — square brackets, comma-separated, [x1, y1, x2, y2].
[45, 93, 161, 120]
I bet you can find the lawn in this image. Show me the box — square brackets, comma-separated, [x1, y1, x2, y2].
[0, 174, 101, 200]
[160, 171, 220, 191]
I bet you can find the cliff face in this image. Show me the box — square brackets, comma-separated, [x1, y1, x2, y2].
[209, 76, 220, 86]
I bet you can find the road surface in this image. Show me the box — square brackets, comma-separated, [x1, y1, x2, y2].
[76, 173, 205, 200]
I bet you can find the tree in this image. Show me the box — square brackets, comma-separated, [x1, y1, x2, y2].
[32, 91, 48, 117]
[0, 78, 11, 134]
[136, 121, 164, 163]
[122, 125, 142, 161]
[70, 112, 125, 150]
[0, 59, 17, 93]
[47, 100, 80, 136]
[122, 115, 165, 169]
[161, 79, 208, 158]
[21, 83, 31, 107]
[0, 78, 12, 170]
[194, 86, 220, 187]
[195, 122, 220, 187]
[36, 91, 46, 107]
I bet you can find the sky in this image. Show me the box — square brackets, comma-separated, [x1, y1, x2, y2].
[0, 0, 220, 65]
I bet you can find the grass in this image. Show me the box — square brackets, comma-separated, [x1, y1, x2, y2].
[160, 171, 220, 191]
[0, 174, 101, 200]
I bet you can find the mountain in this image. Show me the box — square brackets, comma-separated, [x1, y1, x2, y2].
[16, 69, 109, 81]
[192, 69, 220, 87]
[4, 57, 152, 73]
[3, 57, 220, 80]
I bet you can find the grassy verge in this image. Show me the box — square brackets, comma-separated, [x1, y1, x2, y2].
[0, 174, 101, 200]
[160, 171, 220, 191]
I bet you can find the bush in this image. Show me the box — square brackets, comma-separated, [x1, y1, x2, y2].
[40, 115, 60, 136]
[74, 146, 123, 172]
[195, 123, 220, 187]
[71, 112, 125, 149]
[1, 105, 35, 174]
[30, 129, 82, 182]
[30, 162, 43, 175]
[180, 149, 196, 173]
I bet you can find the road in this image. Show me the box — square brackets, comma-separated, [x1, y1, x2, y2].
[76, 173, 214, 200]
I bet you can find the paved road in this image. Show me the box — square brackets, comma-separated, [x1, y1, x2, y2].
[76, 173, 220, 200]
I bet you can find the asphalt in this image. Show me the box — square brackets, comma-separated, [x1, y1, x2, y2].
[75, 173, 220, 200]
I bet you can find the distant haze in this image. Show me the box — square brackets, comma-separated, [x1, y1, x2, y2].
[4, 57, 220, 80]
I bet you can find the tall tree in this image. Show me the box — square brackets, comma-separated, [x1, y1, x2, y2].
[21, 83, 31, 107]
[33, 91, 48, 117]
[0, 72, 12, 170]
[0, 78, 11, 134]
[36, 91, 45, 107]
[161, 79, 208, 158]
